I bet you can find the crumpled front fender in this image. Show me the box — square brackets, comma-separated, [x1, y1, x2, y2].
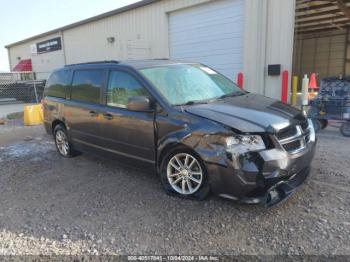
[157, 122, 232, 169]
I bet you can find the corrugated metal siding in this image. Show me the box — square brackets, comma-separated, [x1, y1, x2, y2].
[294, 33, 346, 80]
[263, 0, 296, 99]
[7, 0, 296, 100]
[63, 0, 212, 64]
[346, 31, 350, 75]
[243, 0, 296, 100]
[243, 0, 268, 96]
[7, 0, 212, 79]
[168, 0, 244, 80]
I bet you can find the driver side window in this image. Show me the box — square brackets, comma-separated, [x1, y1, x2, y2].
[107, 71, 148, 108]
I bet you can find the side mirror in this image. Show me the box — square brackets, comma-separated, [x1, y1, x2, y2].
[127, 96, 153, 112]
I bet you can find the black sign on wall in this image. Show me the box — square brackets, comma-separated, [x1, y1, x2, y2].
[268, 64, 281, 76]
[36, 37, 62, 54]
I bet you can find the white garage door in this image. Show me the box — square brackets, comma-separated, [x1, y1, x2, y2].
[169, 0, 244, 80]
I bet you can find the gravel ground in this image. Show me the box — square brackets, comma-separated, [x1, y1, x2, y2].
[0, 120, 349, 256]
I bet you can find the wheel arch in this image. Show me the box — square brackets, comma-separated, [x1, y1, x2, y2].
[158, 142, 202, 171]
[157, 141, 211, 200]
[52, 119, 66, 134]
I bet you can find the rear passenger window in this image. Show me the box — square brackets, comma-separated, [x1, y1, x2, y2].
[71, 70, 104, 104]
[45, 70, 70, 98]
[107, 71, 147, 108]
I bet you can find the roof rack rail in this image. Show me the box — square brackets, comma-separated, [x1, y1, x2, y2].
[64, 60, 119, 67]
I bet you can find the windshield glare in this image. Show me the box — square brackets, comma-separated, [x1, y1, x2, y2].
[139, 64, 243, 106]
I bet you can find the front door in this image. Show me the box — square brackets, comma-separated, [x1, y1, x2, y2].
[99, 69, 155, 164]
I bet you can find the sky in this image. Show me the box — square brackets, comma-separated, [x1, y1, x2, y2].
[0, 0, 140, 72]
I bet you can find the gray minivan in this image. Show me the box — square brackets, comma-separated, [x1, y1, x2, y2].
[43, 60, 316, 207]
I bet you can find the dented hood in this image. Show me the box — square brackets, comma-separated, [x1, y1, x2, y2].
[185, 93, 301, 133]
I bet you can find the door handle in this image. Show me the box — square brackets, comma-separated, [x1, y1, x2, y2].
[89, 110, 99, 117]
[103, 113, 114, 120]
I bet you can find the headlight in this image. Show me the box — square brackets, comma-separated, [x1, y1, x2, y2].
[225, 135, 266, 155]
[307, 119, 316, 142]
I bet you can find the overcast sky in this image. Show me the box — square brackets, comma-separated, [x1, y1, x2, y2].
[0, 0, 140, 72]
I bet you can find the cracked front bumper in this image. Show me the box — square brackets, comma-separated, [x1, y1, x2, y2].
[205, 140, 316, 207]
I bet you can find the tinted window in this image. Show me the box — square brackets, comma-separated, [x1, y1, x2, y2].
[107, 71, 148, 108]
[45, 70, 70, 98]
[71, 70, 104, 104]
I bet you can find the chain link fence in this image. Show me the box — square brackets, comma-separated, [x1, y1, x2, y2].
[0, 72, 47, 105]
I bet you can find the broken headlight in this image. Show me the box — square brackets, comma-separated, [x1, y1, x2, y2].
[225, 135, 266, 155]
[307, 119, 316, 142]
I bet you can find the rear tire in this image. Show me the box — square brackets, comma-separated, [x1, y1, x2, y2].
[53, 124, 80, 158]
[159, 147, 210, 200]
[340, 122, 350, 137]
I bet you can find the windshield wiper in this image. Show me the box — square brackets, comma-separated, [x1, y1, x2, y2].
[174, 100, 210, 106]
[217, 91, 246, 100]
[174, 91, 246, 106]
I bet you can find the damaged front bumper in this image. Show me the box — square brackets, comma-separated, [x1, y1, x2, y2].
[205, 140, 316, 207]
[262, 167, 310, 207]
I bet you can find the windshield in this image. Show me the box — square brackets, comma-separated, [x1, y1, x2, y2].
[139, 64, 244, 106]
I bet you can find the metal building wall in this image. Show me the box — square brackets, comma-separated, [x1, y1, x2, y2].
[62, 0, 212, 64]
[294, 32, 347, 80]
[243, 0, 296, 100]
[7, 0, 296, 100]
[7, 0, 212, 79]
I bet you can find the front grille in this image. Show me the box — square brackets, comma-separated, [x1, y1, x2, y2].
[283, 140, 301, 152]
[276, 126, 297, 140]
[275, 120, 312, 154]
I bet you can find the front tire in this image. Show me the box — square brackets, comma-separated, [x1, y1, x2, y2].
[312, 119, 322, 132]
[319, 119, 328, 130]
[54, 124, 79, 158]
[159, 148, 210, 200]
[340, 122, 350, 137]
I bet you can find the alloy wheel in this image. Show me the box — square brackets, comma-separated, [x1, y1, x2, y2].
[166, 153, 203, 195]
[55, 130, 69, 156]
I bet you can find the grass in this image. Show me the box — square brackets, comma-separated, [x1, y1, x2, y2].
[6, 112, 23, 120]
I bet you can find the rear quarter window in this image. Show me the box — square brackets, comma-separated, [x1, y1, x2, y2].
[45, 70, 70, 98]
[71, 69, 104, 104]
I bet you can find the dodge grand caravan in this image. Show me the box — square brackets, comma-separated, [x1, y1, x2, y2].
[43, 60, 316, 207]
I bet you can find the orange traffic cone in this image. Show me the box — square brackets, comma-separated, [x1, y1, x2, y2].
[308, 73, 318, 100]
[309, 73, 318, 89]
